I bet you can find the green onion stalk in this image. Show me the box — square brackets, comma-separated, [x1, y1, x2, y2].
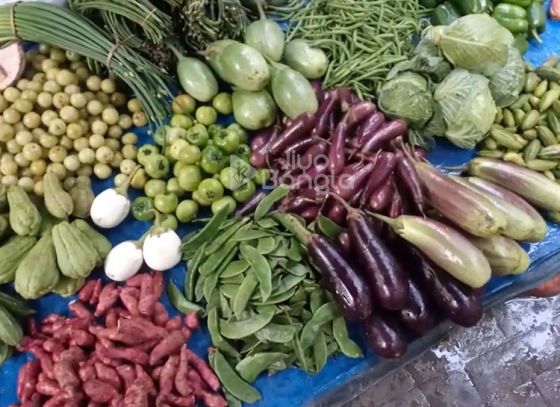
[271, 0, 427, 100]
[0, 2, 173, 123]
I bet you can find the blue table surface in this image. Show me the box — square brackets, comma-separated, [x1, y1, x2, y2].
[1, 5, 560, 406]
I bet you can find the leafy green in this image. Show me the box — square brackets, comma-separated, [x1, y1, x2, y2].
[489, 46, 526, 108]
[425, 14, 514, 76]
[434, 69, 497, 149]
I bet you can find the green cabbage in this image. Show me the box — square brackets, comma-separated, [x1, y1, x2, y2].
[379, 72, 434, 129]
[489, 46, 526, 108]
[434, 69, 497, 149]
[425, 14, 514, 77]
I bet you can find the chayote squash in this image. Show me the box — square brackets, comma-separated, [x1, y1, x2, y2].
[0, 184, 7, 211]
[0, 304, 22, 346]
[51, 275, 85, 298]
[0, 214, 11, 241]
[43, 172, 74, 219]
[72, 219, 111, 264]
[69, 177, 94, 219]
[52, 221, 98, 279]
[14, 232, 60, 300]
[0, 235, 37, 284]
[7, 186, 41, 236]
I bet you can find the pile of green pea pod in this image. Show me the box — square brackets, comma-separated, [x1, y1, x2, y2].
[478, 57, 560, 195]
[167, 189, 362, 405]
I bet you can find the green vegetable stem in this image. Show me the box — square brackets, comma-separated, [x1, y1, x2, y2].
[450, 0, 492, 14]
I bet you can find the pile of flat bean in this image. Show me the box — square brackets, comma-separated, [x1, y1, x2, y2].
[479, 56, 560, 180]
[168, 188, 362, 405]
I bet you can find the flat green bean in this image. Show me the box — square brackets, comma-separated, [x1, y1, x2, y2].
[332, 317, 363, 358]
[185, 243, 207, 301]
[221, 259, 250, 278]
[234, 273, 259, 319]
[220, 306, 277, 339]
[212, 350, 261, 404]
[255, 323, 298, 343]
[208, 308, 240, 358]
[240, 245, 273, 302]
[235, 353, 288, 383]
[168, 280, 204, 314]
[183, 205, 230, 257]
[300, 302, 339, 349]
[313, 332, 328, 373]
[254, 186, 290, 220]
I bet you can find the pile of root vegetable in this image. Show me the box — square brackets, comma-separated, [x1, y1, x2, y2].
[12, 272, 228, 407]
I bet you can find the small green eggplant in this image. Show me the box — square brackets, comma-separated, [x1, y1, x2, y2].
[232, 89, 277, 130]
[284, 39, 328, 79]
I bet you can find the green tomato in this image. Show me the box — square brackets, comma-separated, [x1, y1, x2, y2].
[211, 196, 236, 216]
[219, 166, 242, 191]
[171, 114, 193, 130]
[214, 129, 240, 154]
[176, 199, 199, 223]
[137, 144, 159, 165]
[195, 106, 218, 126]
[158, 213, 178, 230]
[197, 178, 224, 204]
[169, 139, 190, 161]
[167, 127, 188, 144]
[179, 144, 201, 165]
[153, 125, 169, 146]
[172, 94, 196, 115]
[185, 124, 209, 148]
[144, 154, 170, 179]
[144, 179, 166, 198]
[232, 180, 256, 203]
[253, 168, 271, 185]
[154, 192, 179, 214]
[192, 190, 212, 207]
[131, 196, 156, 221]
[207, 124, 223, 140]
[235, 144, 251, 161]
[166, 177, 184, 196]
[227, 123, 248, 144]
[212, 92, 233, 115]
[200, 145, 227, 175]
[177, 165, 202, 192]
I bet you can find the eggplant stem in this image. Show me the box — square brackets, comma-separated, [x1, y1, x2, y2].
[328, 192, 354, 213]
[168, 44, 183, 59]
[366, 211, 396, 227]
[272, 213, 312, 245]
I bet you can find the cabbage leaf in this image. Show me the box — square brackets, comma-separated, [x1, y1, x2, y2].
[425, 14, 514, 77]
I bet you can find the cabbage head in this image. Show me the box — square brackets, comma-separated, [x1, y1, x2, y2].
[425, 14, 514, 77]
[379, 72, 434, 129]
[434, 69, 497, 149]
[489, 46, 525, 108]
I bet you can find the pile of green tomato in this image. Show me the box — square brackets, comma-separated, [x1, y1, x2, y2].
[128, 93, 269, 228]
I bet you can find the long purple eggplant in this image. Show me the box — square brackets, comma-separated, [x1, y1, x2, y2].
[368, 177, 395, 212]
[250, 124, 281, 168]
[235, 191, 268, 219]
[355, 112, 386, 148]
[311, 91, 339, 139]
[359, 152, 397, 207]
[268, 112, 315, 156]
[329, 102, 377, 174]
[399, 278, 438, 335]
[297, 141, 329, 171]
[395, 240, 483, 327]
[347, 210, 409, 310]
[394, 150, 425, 215]
[363, 313, 408, 359]
[331, 161, 375, 201]
[360, 119, 407, 155]
[307, 234, 374, 321]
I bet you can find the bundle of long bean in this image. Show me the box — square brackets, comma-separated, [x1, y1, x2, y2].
[271, 0, 425, 99]
[69, 0, 173, 45]
[0, 2, 172, 122]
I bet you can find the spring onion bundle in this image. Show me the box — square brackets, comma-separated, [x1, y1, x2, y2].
[272, 0, 426, 99]
[0, 2, 172, 122]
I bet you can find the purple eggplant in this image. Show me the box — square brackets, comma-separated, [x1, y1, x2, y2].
[250, 124, 281, 168]
[325, 201, 347, 226]
[297, 141, 329, 171]
[360, 119, 408, 155]
[396, 240, 483, 327]
[394, 149, 425, 215]
[399, 278, 438, 335]
[329, 102, 377, 174]
[331, 161, 375, 201]
[359, 152, 397, 207]
[355, 112, 386, 148]
[347, 210, 409, 310]
[268, 112, 314, 156]
[311, 91, 339, 139]
[388, 187, 404, 218]
[301, 206, 320, 221]
[368, 176, 395, 213]
[308, 234, 374, 321]
[337, 231, 352, 257]
[363, 313, 408, 359]
[283, 136, 315, 157]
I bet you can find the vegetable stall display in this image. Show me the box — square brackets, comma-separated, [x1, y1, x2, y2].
[0, 1, 560, 407]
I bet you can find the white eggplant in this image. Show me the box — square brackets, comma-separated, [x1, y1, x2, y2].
[143, 229, 182, 271]
[104, 240, 144, 281]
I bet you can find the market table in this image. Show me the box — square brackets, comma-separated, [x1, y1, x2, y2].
[1, 3, 560, 407]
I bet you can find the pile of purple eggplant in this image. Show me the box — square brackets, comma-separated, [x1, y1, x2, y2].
[246, 85, 560, 359]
